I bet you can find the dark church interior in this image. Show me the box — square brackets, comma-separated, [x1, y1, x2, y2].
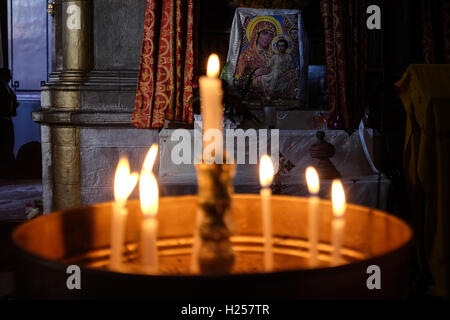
[0, 0, 449, 305]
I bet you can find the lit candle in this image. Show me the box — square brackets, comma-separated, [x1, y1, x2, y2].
[139, 156, 159, 273]
[199, 53, 223, 163]
[259, 155, 274, 272]
[331, 179, 346, 266]
[142, 143, 158, 172]
[111, 157, 138, 270]
[306, 166, 320, 267]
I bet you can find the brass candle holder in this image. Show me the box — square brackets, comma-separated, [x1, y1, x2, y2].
[194, 161, 236, 274]
[12, 196, 413, 299]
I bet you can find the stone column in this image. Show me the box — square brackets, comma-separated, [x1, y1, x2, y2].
[61, 0, 93, 81]
[41, 0, 94, 211]
[34, 0, 155, 212]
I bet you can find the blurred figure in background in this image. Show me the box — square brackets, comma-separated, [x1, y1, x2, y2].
[0, 68, 19, 178]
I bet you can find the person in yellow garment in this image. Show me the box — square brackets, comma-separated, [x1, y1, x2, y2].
[395, 64, 450, 299]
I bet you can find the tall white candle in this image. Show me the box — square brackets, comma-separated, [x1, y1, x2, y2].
[306, 167, 320, 267]
[331, 179, 346, 266]
[140, 145, 159, 273]
[111, 203, 127, 269]
[141, 218, 158, 272]
[259, 155, 274, 272]
[111, 157, 138, 270]
[199, 54, 223, 163]
[190, 209, 202, 273]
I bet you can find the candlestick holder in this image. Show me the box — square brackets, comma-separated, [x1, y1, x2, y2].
[194, 161, 236, 274]
[309, 131, 341, 179]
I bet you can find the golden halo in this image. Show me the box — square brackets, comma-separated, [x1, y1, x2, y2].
[245, 16, 283, 42]
[272, 35, 293, 54]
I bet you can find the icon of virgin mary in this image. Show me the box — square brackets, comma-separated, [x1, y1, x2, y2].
[234, 16, 283, 98]
[225, 8, 308, 105]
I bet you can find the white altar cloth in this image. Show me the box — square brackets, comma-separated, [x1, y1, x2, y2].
[158, 129, 389, 210]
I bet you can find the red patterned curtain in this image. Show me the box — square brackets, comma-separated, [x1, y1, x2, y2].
[420, 0, 450, 64]
[132, 0, 195, 129]
[320, 0, 367, 129]
[444, 1, 450, 63]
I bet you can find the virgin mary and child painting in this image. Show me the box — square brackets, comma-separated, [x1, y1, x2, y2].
[224, 8, 308, 103]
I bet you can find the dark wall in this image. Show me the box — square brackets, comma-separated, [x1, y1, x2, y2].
[1, 0, 7, 67]
[198, 0, 235, 75]
[377, 0, 423, 171]
[375, 0, 424, 216]
[300, 0, 325, 65]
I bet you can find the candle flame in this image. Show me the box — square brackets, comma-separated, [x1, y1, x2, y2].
[114, 157, 139, 205]
[306, 166, 320, 195]
[140, 171, 159, 218]
[207, 54, 220, 78]
[331, 179, 346, 218]
[142, 144, 158, 172]
[259, 155, 274, 188]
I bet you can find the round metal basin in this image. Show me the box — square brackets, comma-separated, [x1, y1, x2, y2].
[12, 195, 413, 299]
